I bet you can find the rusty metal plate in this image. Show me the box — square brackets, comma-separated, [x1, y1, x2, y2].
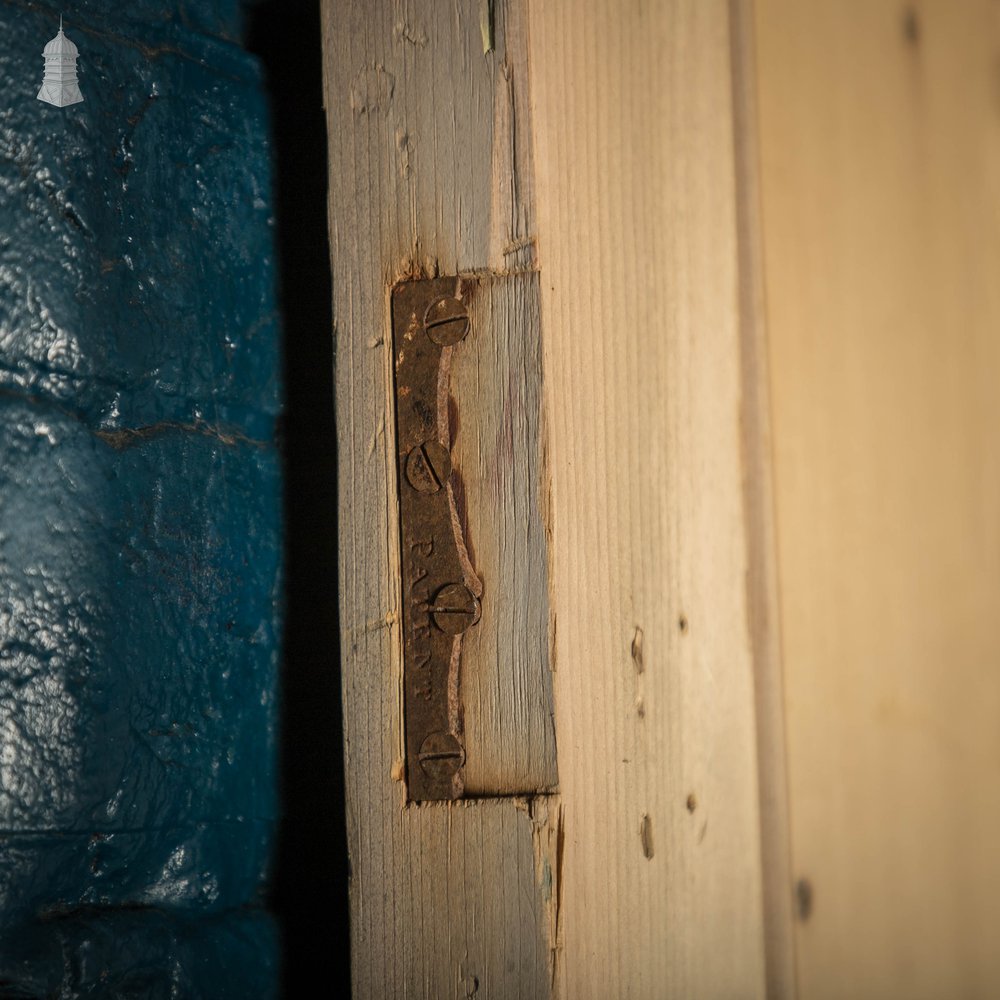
[391, 276, 483, 801]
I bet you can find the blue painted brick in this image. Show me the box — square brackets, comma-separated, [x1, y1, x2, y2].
[0, 2, 281, 993]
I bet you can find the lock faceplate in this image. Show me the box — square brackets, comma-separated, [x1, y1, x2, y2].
[392, 276, 483, 801]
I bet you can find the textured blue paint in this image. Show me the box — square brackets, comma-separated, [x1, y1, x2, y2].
[0, 1, 280, 993]
[2, 909, 278, 998]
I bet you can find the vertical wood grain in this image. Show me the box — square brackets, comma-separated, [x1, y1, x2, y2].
[324, 1, 552, 995]
[756, 2, 1000, 996]
[327, 0, 794, 995]
[527, 2, 775, 996]
[454, 271, 558, 795]
[730, 3, 798, 996]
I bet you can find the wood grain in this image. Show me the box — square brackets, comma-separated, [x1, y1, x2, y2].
[527, 2, 773, 996]
[324, 1, 552, 995]
[729, 3, 798, 996]
[453, 271, 558, 795]
[326, 0, 795, 995]
[755, 2, 1000, 996]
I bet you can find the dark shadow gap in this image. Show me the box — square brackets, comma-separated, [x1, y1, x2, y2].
[244, 2, 348, 994]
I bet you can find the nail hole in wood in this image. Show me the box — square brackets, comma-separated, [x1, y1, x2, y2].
[796, 878, 814, 921]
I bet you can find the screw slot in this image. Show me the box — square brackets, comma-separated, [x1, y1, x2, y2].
[424, 296, 470, 345]
[417, 731, 465, 778]
[430, 582, 481, 634]
[405, 440, 452, 493]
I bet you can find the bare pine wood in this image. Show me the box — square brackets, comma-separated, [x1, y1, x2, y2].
[527, 2, 778, 996]
[327, 0, 794, 995]
[756, 2, 1000, 996]
[729, 3, 798, 996]
[453, 271, 558, 795]
[323, 1, 553, 995]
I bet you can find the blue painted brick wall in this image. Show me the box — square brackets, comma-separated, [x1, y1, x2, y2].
[0, 3, 281, 994]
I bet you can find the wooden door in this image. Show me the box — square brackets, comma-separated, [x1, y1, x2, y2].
[755, 2, 1000, 997]
[322, 1, 789, 996]
[323, 0, 1000, 996]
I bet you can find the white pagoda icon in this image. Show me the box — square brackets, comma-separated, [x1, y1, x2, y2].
[37, 17, 84, 108]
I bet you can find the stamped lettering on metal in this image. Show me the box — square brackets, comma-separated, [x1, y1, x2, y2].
[391, 276, 483, 801]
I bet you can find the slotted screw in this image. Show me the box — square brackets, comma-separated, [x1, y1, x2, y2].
[430, 582, 481, 635]
[417, 731, 465, 778]
[405, 439, 452, 494]
[424, 296, 470, 345]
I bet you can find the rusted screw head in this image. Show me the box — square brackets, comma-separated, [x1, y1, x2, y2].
[424, 296, 470, 346]
[431, 582, 481, 635]
[405, 439, 452, 493]
[417, 731, 465, 778]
